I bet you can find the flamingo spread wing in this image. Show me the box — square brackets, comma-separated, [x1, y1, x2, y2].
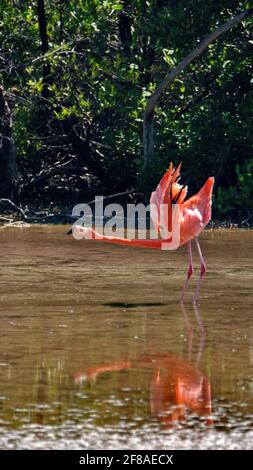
[150, 163, 188, 234]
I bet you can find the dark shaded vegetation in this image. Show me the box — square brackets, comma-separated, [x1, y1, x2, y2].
[0, 0, 252, 223]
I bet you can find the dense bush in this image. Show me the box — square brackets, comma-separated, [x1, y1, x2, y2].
[0, 1, 252, 220]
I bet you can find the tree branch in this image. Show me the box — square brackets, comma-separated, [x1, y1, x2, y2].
[23, 165, 86, 189]
[85, 190, 142, 206]
[0, 198, 25, 216]
[143, 7, 253, 165]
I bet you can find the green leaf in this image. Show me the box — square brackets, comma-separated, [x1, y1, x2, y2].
[112, 4, 123, 11]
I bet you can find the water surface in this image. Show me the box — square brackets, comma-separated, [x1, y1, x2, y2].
[0, 227, 252, 449]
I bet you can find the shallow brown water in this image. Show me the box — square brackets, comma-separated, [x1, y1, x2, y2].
[0, 226, 252, 449]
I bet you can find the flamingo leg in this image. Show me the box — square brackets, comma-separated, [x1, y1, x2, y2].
[180, 240, 193, 302]
[193, 238, 206, 303]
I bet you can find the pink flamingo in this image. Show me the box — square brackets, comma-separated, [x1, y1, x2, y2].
[73, 163, 214, 301]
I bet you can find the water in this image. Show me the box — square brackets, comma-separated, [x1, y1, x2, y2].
[0, 226, 252, 449]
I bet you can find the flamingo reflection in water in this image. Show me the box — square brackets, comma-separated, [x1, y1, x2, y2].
[74, 303, 212, 427]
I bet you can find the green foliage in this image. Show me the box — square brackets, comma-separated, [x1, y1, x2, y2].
[215, 159, 253, 219]
[0, 0, 252, 218]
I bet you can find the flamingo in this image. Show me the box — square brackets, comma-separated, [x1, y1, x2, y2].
[72, 163, 214, 301]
